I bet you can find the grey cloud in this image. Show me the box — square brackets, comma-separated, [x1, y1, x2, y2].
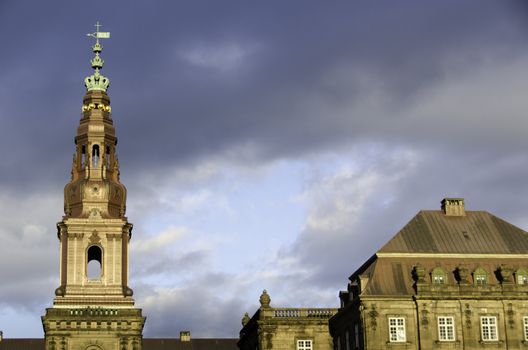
[2, 0, 528, 339]
[135, 273, 247, 337]
[2, 1, 528, 193]
[131, 250, 209, 278]
[282, 146, 528, 291]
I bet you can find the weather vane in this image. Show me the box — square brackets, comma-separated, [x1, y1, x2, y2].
[84, 21, 111, 92]
[86, 21, 110, 43]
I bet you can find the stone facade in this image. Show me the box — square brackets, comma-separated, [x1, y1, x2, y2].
[239, 291, 337, 350]
[329, 198, 528, 350]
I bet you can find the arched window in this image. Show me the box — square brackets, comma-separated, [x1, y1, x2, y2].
[516, 268, 528, 285]
[81, 145, 86, 167]
[92, 145, 100, 168]
[473, 267, 488, 285]
[431, 267, 448, 284]
[105, 146, 111, 168]
[87, 245, 102, 279]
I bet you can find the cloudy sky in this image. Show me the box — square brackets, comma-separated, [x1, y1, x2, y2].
[2, 0, 528, 339]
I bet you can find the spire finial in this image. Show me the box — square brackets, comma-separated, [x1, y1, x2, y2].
[84, 21, 111, 92]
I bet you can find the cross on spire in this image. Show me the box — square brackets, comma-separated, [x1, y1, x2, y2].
[86, 21, 111, 44]
[84, 21, 111, 92]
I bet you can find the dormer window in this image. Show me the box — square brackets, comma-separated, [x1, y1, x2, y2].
[517, 268, 528, 285]
[474, 268, 488, 285]
[432, 267, 448, 284]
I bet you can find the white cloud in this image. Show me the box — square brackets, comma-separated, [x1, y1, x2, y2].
[178, 41, 260, 71]
[131, 226, 187, 253]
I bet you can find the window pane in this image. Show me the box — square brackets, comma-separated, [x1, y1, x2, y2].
[438, 317, 455, 341]
[298, 340, 313, 350]
[388, 317, 406, 342]
[480, 317, 498, 341]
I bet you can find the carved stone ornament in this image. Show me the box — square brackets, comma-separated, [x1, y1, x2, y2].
[420, 306, 429, 328]
[241, 312, 250, 326]
[368, 304, 378, 330]
[413, 263, 427, 283]
[89, 207, 101, 219]
[259, 289, 271, 308]
[122, 286, 134, 297]
[464, 304, 472, 329]
[55, 285, 65, 296]
[457, 265, 470, 284]
[89, 230, 101, 244]
[507, 303, 515, 328]
[499, 265, 514, 283]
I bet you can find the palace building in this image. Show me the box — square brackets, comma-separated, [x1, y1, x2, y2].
[238, 290, 337, 350]
[330, 198, 528, 350]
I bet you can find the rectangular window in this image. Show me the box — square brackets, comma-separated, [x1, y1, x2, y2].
[388, 317, 406, 342]
[437, 316, 455, 341]
[519, 275, 528, 285]
[524, 317, 528, 341]
[297, 340, 313, 350]
[480, 316, 498, 341]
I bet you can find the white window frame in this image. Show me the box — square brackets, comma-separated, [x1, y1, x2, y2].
[297, 340, 313, 350]
[480, 316, 498, 341]
[524, 317, 528, 341]
[519, 274, 528, 285]
[437, 316, 455, 341]
[388, 317, 406, 342]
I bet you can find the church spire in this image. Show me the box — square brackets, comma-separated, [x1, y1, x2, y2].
[57, 22, 132, 301]
[65, 22, 126, 220]
[43, 23, 144, 350]
[84, 21, 110, 92]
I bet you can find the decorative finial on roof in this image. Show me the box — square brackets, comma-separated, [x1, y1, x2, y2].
[84, 21, 111, 92]
[259, 289, 271, 308]
[241, 312, 250, 326]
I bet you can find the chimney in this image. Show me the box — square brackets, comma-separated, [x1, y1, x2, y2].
[180, 331, 191, 342]
[441, 198, 465, 216]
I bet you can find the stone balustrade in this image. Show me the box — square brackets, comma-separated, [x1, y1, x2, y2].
[271, 308, 338, 318]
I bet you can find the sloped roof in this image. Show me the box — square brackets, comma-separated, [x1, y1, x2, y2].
[0, 338, 238, 350]
[379, 210, 528, 254]
[347, 209, 528, 296]
[362, 257, 528, 296]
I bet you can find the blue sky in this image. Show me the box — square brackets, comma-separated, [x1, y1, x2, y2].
[2, 0, 528, 338]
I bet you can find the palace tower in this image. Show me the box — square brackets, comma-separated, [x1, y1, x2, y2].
[41, 23, 145, 350]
